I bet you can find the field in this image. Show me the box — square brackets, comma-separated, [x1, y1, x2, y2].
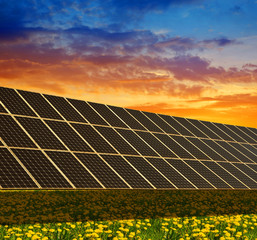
[1, 189, 257, 239]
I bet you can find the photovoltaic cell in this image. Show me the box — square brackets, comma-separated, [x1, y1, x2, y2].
[226, 125, 256, 144]
[172, 135, 211, 160]
[154, 133, 194, 159]
[166, 159, 214, 189]
[0, 139, 3, 146]
[247, 164, 257, 174]
[135, 131, 177, 158]
[201, 161, 247, 189]
[71, 123, 117, 154]
[0, 115, 37, 148]
[216, 141, 248, 163]
[187, 119, 222, 140]
[46, 151, 102, 188]
[185, 160, 231, 189]
[146, 157, 195, 189]
[16, 117, 67, 150]
[0, 87, 36, 116]
[186, 137, 225, 161]
[12, 149, 72, 188]
[125, 156, 175, 188]
[102, 155, 153, 188]
[89, 102, 128, 128]
[108, 105, 146, 130]
[159, 115, 194, 136]
[0, 148, 38, 188]
[18, 90, 63, 120]
[248, 128, 257, 139]
[44, 95, 87, 122]
[237, 126, 257, 143]
[200, 121, 234, 141]
[116, 129, 159, 156]
[174, 117, 208, 138]
[229, 142, 257, 163]
[75, 153, 129, 188]
[143, 112, 179, 134]
[126, 109, 163, 133]
[218, 162, 257, 188]
[68, 99, 108, 125]
[95, 126, 138, 155]
[45, 120, 93, 152]
[214, 123, 246, 143]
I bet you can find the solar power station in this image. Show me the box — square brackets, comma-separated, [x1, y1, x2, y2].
[1, 86, 257, 190]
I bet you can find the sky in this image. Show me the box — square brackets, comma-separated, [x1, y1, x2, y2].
[1, 0, 257, 127]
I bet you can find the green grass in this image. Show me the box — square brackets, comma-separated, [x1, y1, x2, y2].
[1, 190, 257, 239]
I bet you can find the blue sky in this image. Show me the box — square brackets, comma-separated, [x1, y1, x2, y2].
[1, 0, 257, 127]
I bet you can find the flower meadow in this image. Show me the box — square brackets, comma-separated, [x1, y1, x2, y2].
[1, 190, 257, 240]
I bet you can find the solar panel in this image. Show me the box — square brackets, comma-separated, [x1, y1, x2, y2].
[2, 86, 257, 190]
[71, 123, 117, 154]
[18, 90, 63, 120]
[0, 115, 37, 148]
[45, 120, 93, 152]
[117, 129, 159, 156]
[143, 112, 179, 134]
[16, 117, 67, 150]
[187, 119, 222, 140]
[173, 117, 208, 138]
[95, 126, 139, 155]
[44, 94, 87, 122]
[126, 109, 164, 133]
[108, 105, 146, 130]
[165, 159, 214, 189]
[0, 87, 36, 116]
[102, 155, 153, 188]
[125, 156, 175, 188]
[154, 133, 194, 159]
[158, 115, 194, 136]
[146, 157, 195, 189]
[0, 148, 38, 188]
[45, 151, 102, 188]
[88, 102, 128, 128]
[135, 131, 177, 158]
[68, 99, 108, 125]
[75, 153, 129, 188]
[12, 149, 72, 188]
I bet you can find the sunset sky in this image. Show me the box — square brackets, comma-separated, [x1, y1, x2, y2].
[1, 0, 257, 127]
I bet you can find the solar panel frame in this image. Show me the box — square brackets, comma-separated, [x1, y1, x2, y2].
[233, 163, 257, 184]
[18, 90, 64, 120]
[0, 103, 7, 113]
[237, 126, 257, 143]
[229, 142, 257, 163]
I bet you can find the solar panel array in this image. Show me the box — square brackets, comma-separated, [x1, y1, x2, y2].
[1, 86, 257, 189]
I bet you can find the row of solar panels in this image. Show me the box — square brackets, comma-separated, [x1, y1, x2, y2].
[2, 86, 257, 189]
[2, 147, 257, 189]
[1, 87, 257, 144]
[2, 114, 257, 163]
